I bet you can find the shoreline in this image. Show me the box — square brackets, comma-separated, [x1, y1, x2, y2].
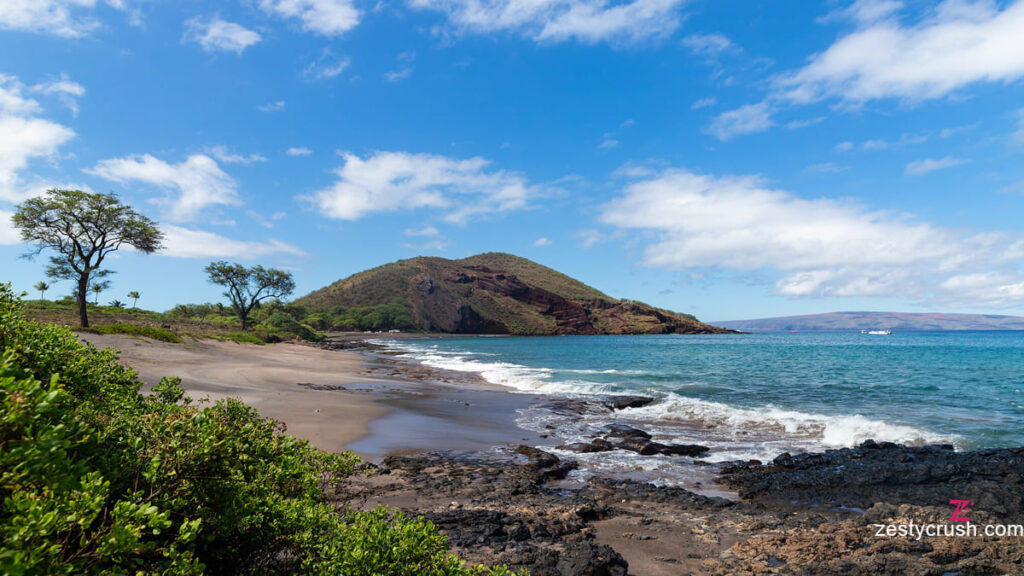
[78, 332, 1024, 575]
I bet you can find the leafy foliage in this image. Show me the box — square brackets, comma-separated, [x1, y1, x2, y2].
[205, 261, 295, 331]
[0, 284, 519, 575]
[13, 190, 162, 327]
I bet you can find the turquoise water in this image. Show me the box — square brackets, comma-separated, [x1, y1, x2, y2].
[377, 332, 1024, 482]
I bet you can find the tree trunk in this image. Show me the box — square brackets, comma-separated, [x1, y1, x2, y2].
[77, 274, 90, 327]
[240, 314, 248, 331]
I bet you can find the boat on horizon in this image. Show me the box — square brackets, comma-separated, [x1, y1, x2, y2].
[862, 329, 892, 335]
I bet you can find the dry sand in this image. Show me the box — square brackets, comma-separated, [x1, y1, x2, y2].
[78, 333, 395, 455]
[76, 333, 545, 459]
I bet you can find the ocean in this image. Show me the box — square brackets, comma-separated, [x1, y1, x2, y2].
[373, 331, 1024, 485]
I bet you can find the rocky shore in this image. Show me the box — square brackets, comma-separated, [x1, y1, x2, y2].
[339, 441, 1024, 575]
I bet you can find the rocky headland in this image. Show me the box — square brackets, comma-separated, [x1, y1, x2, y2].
[339, 438, 1024, 575]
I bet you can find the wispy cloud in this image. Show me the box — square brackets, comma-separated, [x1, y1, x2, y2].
[208, 145, 267, 165]
[162, 224, 305, 258]
[533, 236, 552, 247]
[0, 0, 128, 38]
[905, 156, 968, 175]
[409, 0, 686, 45]
[690, 97, 716, 110]
[87, 154, 240, 221]
[598, 167, 1024, 305]
[257, 100, 285, 112]
[0, 74, 77, 203]
[779, 1, 1024, 105]
[600, 167, 1024, 305]
[184, 16, 261, 55]
[682, 33, 734, 56]
[704, 102, 774, 140]
[710, 1, 1024, 139]
[286, 146, 313, 156]
[304, 49, 350, 79]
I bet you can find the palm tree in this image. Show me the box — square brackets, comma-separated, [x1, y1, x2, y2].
[90, 283, 104, 305]
[109, 299, 126, 309]
[128, 290, 141, 309]
[34, 281, 49, 300]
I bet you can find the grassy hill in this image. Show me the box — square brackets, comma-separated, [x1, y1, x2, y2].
[296, 252, 728, 335]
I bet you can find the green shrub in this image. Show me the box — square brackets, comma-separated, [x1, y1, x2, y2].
[77, 323, 183, 343]
[205, 331, 265, 345]
[0, 284, 519, 575]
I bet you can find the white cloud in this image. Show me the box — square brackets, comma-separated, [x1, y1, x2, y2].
[705, 102, 775, 140]
[804, 162, 848, 174]
[87, 154, 240, 221]
[690, 97, 716, 110]
[835, 141, 854, 151]
[309, 151, 537, 223]
[257, 100, 285, 112]
[682, 33, 733, 56]
[184, 16, 262, 54]
[599, 138, 618, 148]
[259, 0, 359, 37]
[0, 75, 77, 203]
[208, 145, 267, 164]
[600, 167, 1024, 304]
[161, 225, 305, 259]
[404, 225, 441, 237]
[286, 146, 313, 156]
[905, 156, 967, 175]
[409, 0, 685, 45]
[304, 50, 350, 79]
[0, 0, 127, 38]
[0, 209, 21, 245]
[533, 236, 552, 247]
[778, 0, 1024, 105]
[384, 68, 413, 82]
[862, 132, 928, 150]
[30, 75, 85, 115]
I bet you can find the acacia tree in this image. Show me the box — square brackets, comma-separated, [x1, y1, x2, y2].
[205, 261, 295, 331]
[34, 281, 49, 300]
[13, 189, 163, 327]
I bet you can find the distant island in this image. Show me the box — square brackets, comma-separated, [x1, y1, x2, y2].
[714, 311, 1024, 332]
[297, 252, 729, 335]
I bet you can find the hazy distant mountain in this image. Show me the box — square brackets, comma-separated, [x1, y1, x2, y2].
[714, 311, 1024, 332]
[297, 252, 730, 335]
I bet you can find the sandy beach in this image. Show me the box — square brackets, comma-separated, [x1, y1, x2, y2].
[78, 333, 1024, 575]
[77, 333, 546, 459]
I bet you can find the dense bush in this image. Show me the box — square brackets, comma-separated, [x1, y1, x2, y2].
[307, 304, 419, 332]
[0, 284, 519, 575]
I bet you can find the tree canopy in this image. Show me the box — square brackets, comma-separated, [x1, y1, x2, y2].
[205, 261, 296, 331]
[13, 189, 163, 327]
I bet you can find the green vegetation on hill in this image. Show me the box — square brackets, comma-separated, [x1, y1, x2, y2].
[0, 284, 520, 575]
[296, 253, 727, 335]
[23, 298, 325, 343]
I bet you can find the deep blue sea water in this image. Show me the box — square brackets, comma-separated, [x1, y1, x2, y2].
[376, 332, 1024, 484]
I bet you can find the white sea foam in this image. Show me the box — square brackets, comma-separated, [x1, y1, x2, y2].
[373, 338, 961, 461]
[619, 395, 959, 448]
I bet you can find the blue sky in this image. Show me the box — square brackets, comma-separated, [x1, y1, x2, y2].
[1, 0, 1023, 321]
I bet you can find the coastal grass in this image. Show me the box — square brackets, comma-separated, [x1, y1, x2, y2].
[77, 322, 184, 343]
[0, 284, 522, 575]
[204, 331, 266, 345]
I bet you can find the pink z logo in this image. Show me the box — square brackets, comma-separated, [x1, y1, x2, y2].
[949, 499, 973, 522]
